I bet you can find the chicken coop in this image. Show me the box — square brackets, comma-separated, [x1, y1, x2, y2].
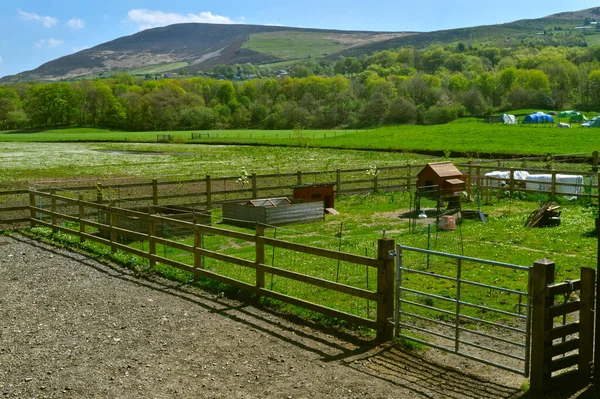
[416, 161, 466, 211]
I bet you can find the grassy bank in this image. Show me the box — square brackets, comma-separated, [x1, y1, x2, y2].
[2, 119, 599, 156]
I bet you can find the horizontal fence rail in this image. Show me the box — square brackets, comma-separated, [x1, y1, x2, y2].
[394, 244, 532, 376]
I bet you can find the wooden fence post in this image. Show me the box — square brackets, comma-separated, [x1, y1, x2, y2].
[148, 210, 156, 268]
[29, 191, 36, 227]
[252, 173, 258, 199]
[373, 173, 378, 192]
[109, 201, 117, 253]
[96, 183, 103, 204]
[592, 151, 598, 173]
[377, 238, 395, 342]
[551, 172, 557, 198]
[530, 259, 555, 393]
[51, 189, 57, 233]
[296, 170, 302, 186]
[255, 224, 265, 294]
[406, 165, 412, 191]
[206, 175, 212, 209]
[579, 267, 595, 382]
[193, 218, 202, 280]
[152, 179, 158, 206]
[336, 169, 341, 195]
[476, 166, 482, 202]
[78, 194, 85, 243]
[509, 169, 515, 197]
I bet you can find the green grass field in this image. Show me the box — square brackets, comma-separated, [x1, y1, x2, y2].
[3, 119, 600, 156]
[243, 31, 347, 60]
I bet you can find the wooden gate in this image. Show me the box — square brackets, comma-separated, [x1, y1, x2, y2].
[530, 259, 595, 393]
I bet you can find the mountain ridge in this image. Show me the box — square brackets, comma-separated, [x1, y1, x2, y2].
[3, 7, 600, 82]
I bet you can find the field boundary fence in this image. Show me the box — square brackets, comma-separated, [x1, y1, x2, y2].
[3, 156, 600, 228]
[24, 189, 396, 340]
[0, 164, 424, 228]
[394, 244, 532, 376]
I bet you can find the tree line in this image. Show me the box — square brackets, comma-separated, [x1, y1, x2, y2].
[2, 42, 600, 131]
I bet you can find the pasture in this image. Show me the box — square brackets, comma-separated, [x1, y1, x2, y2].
[0, 141, 433, 186]
[2, 117, 599, 155]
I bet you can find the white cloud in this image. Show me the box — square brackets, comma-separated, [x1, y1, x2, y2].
[18, 9, 58, 28]
[72, 45, 89, 52]
[35, 38, 64, 48]
[127, 9, 236, 30]
[67, 18, 85, 29]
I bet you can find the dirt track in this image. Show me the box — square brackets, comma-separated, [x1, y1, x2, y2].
[1, 234, 535, 398]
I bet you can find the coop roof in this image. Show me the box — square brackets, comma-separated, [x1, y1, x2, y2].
[421, 162, 462, 178]
[244, 198, 292, 207]
[445, 178, 465, 185]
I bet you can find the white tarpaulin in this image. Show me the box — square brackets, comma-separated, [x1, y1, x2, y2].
[485, 170, 529, 187]
[525, 174, 583, 195]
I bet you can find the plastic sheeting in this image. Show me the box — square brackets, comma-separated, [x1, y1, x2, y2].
[484, 170, 530, 187]
[484, 171, 583, 196]
[525, 174, 583, 195]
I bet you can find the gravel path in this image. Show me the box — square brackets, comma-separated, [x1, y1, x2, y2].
[0, 234, 528, 399]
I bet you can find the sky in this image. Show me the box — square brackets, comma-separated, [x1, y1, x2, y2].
[0, 0, 598, 79]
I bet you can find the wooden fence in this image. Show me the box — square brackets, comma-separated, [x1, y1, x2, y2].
[3, 161, 600, 228]
[0, 164, 423, 227]
[26, 190, 395, 340]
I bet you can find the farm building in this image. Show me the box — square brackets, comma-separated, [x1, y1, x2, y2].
[417, 162, 465, 199]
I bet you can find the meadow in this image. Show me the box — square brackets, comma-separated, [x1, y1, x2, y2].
[2, 117, 599, 156]
[0, 141, 434, 186]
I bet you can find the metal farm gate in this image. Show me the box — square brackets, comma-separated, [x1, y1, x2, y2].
[394, 245, 532, 376]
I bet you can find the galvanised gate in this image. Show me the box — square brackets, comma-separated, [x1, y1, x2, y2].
[394, 244, 532, 376]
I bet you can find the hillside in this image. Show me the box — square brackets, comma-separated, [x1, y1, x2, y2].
[339, 7, 600, 56]
[1, 24, 410, 82]
[2, 6, 600, 82]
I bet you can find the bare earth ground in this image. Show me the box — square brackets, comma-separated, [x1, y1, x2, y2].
[0, 234, 594, 398]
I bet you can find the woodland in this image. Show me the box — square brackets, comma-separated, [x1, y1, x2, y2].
[3, 40, 600, 131]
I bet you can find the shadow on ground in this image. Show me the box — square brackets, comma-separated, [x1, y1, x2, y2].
[10, 234, 598, 399]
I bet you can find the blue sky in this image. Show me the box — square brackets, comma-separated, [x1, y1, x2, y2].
[0, 0, 598, 78]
